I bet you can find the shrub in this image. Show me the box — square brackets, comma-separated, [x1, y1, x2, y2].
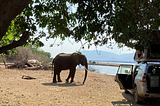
[7, 47, 51, 64]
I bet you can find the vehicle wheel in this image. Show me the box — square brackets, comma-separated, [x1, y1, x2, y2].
[134, 87, 143, 104]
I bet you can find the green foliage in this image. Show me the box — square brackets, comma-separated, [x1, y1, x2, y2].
[70, 0, 160, 50]
[110, 0, 160, 50]
[73, 52, 82, 56]
[3, 0, 160, 52]
[29, 45, 51, 58]
[92, 61, 96, 64]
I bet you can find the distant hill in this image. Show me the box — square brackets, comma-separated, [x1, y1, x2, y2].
[81, 50, 135, 62]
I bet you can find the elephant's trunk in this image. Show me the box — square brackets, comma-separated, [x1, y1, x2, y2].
[83, 63, 88, 84]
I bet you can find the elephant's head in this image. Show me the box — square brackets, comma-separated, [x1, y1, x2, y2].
[73, 52, 88, 84]
[79, 54, 88, 68]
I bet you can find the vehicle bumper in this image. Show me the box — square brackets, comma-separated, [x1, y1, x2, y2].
[138, 86, 160, 98]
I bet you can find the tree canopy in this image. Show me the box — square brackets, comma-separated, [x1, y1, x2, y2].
[0, 0, 160, 54]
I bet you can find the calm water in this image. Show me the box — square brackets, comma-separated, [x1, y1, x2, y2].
[77, 61, 136, 76]
[77, 64, 119, 76]
[88, 65, 119, 76]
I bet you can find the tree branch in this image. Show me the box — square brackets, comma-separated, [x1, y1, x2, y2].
[0, 31, 29, 54]
[0, 0, 32, 41]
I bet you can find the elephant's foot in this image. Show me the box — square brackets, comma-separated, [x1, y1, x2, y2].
[58, 79, 62, 82]
[66, 79, 69, 83]
[53, 80, 57, 83]
[70, 80, 74, 83]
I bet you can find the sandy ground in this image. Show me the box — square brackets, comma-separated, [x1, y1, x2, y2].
[0, 67, 160, 106]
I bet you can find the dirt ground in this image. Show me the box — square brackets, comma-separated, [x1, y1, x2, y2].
[0, 66, 160, 106]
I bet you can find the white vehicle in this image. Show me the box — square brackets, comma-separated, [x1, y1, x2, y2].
[115, 63, 160, 104]
[115, 31, 160, 104]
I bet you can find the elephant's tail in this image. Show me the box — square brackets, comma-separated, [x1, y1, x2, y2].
[51, 58, 55, 71]
[50, 59, 54, 76]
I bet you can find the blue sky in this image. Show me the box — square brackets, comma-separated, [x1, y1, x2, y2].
[40, 37, 136, 58]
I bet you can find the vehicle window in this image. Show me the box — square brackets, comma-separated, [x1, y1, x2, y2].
[137, 67, 143, 76]
[118, 65, 132, 74]
[148, 65, 160, 75]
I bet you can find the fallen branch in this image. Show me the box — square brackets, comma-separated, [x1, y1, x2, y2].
[25, 66, 42, 70]
[7, 59, 52, 70]
[22, 75, 36, 79]
[8, 59, 28, 69]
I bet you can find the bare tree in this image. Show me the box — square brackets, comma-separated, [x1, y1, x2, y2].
[14, 47, 34, 61]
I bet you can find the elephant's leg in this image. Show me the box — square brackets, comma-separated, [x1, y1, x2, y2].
[66, 70, 71, 82]
[57, 71, 62, 82]
[53, 72, 57, 83]
[70, 68, 76, 83]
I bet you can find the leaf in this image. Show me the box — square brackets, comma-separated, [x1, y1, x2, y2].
[2, 0, 160, 54]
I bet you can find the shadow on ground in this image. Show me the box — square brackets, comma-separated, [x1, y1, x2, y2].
[42, 82, 83, 87]
[112, 92, 160, 106]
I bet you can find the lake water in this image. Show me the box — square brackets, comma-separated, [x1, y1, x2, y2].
[88, 65, 119, 76]
[77, 64, 119, 76]
[77, 61, 136, 76]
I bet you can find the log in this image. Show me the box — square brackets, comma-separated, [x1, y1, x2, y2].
[16, 59, 28, 68]
[25, 62, 34, 67]
[28, 59, 41, 67]
[25, 66, 42, 70]
[8, 59, 28, 69]
[7, 59, 51, 70]
[7, 63, 18, 69]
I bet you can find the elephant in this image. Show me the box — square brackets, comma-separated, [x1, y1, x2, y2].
[52, 52, 88, 84]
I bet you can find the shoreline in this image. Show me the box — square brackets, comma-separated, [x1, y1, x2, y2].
[88, 62, 120, 67]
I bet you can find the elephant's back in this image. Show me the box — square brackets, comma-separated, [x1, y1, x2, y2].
[58, 53, 72, 57]
[54, 53, 72, 63]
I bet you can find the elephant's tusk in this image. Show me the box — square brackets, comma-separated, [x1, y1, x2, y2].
[84, 66, 88, 71]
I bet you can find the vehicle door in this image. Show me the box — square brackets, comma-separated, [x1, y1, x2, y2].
[115, 65, 133, 89]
